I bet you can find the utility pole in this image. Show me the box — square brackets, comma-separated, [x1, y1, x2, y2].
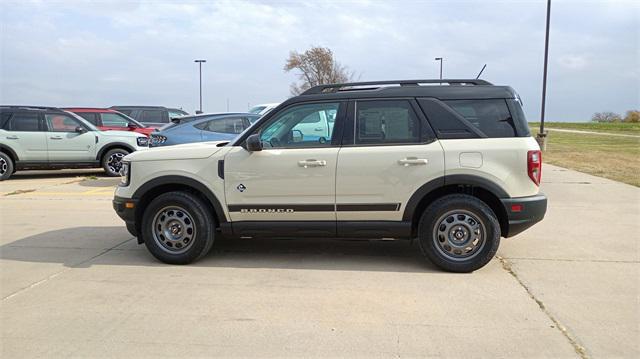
[194, 59, 206, 114]
[538, 0, 551, 150]
[434, 57, 443, 81]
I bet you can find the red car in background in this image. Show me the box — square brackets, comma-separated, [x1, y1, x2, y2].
[64, 108, 155, 137]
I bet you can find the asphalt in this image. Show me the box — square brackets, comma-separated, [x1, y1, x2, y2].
[0, 165, 638, 358]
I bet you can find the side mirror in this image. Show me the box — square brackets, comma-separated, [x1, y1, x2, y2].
[245, 134, 263, 152]
[127, 123, 136, 129]
[75, 126, 87, 134]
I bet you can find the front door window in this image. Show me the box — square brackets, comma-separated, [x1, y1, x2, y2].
[258, 102, 340, 148]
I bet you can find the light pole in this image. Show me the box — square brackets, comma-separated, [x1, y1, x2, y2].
[538, 0, 551, 150]
[194, 59, 206, 114]
[434, 57, 443, 80]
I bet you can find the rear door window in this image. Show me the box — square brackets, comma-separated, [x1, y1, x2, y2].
[444, 99, 516, 138]
[355, 100, 421, 145]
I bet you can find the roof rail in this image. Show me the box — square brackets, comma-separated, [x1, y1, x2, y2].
[301, 79, 493, 95]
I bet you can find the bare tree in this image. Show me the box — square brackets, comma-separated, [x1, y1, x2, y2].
[284, 46, 355, 95]
[591, 112, 622, 123]
[623, 110, 639, 123]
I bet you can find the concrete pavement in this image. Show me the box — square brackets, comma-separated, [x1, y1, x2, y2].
[0, 165, 638, 358]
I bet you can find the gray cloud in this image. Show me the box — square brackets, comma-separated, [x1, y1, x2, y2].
[1, 0, 638, 121]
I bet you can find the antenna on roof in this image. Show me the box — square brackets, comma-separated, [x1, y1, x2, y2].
[476, 64, 487, 79]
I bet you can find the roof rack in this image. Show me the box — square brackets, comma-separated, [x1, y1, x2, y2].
[301, 79, 493, 95]
[0, 105, 63, 111]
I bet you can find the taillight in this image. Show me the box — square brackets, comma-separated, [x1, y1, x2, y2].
[528, 150, 542, 186]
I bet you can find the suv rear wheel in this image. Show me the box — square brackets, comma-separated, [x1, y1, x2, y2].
[418, 194, 500, 272]
[102, 148, 129, 177]
[0, 152, 14, 181]
[141, 191, 215, 264]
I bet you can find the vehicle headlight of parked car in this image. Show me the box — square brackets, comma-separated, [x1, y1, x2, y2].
[150, 134, 167, 146]
[119, 161, 130, 186]
[137, 137, 150, 147]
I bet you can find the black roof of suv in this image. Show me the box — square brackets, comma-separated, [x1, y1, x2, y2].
[233, 78, 529, 145]
[293, 79, 518, 102]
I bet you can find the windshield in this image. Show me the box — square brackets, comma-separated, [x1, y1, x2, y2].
[168, 109, 188, 118]
[248, 106, 266, 114]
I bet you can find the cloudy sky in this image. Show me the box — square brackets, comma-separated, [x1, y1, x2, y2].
[1, 0, 638, 122]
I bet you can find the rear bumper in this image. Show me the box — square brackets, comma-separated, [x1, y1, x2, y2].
[501, 194, 547, 237]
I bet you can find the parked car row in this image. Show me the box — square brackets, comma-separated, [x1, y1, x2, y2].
[0, 102, 280, 180]
[0, 106, 150, 180]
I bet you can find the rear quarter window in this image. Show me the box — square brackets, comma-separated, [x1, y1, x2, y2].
[444, 99, 517, 138]
[3, 112, 41, 131]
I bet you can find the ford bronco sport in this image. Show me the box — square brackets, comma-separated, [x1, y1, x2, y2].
[0, 106, 149, 180]
[113, 79, 547, 272]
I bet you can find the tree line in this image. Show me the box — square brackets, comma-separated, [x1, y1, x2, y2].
[592, 111, 640, 123]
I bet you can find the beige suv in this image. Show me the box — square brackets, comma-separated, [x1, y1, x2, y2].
[113, 79, 547, 272]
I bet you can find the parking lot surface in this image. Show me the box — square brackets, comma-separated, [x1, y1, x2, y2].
[1, 165, 638, 358]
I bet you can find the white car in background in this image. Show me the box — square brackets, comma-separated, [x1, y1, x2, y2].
[248, 103, 280, 116]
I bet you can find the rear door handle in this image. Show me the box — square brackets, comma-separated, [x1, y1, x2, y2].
[298, 159, 327, 168]
[6, 136, 19, 140]
[50, 136, 63, 140]
[314, 127, 324, 131]
[398, 157, 428, 166]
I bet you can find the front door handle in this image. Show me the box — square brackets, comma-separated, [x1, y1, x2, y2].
[398, 157, 428, 166]
[298, 159, 327, 168]
[50, 136, 63, 140]
[6, 136, 19, 140]
[314, 127, 324, 131]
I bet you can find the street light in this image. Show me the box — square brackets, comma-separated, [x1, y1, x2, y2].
[434, 57, 443, 80]
[194, 59, 206, 114]
[538, 0, 551, 150]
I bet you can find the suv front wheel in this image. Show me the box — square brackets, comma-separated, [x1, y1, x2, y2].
[141, 191, 215, 264]
[102, 148, 129, 177]
[418, 194, 500, 272]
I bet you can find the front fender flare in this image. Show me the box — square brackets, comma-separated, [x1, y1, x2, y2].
[132, 175, 227, 224]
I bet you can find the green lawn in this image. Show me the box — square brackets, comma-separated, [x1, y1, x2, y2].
[528, 125, 640, 187]
[529, 122, 640, 135]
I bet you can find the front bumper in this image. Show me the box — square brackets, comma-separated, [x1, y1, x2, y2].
[500, 194, 548, 237]
[113, 196, 139, 238]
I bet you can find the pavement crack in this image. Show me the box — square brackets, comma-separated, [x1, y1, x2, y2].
[503, 256, 638, 264]
[1, 237, 134, 301]
[497, 256, 589, 359]
[3, 188, 36, 196]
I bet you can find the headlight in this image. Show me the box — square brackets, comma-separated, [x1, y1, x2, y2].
[119, 162, 130, 186]
[137, 137, 150, 147]
[150, 134, 167, 146]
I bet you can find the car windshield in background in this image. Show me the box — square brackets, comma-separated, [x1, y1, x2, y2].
[248, 106, 266, 114]
[168, 109, 188, 118]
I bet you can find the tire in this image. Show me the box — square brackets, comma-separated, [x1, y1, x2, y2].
[141, 191, 215, 264]
[0, 152, 14, 181]
[417, 194, 500, 273]
[102, 148, 129, 177]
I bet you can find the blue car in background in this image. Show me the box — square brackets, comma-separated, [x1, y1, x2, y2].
[150, 113, 260, 147]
